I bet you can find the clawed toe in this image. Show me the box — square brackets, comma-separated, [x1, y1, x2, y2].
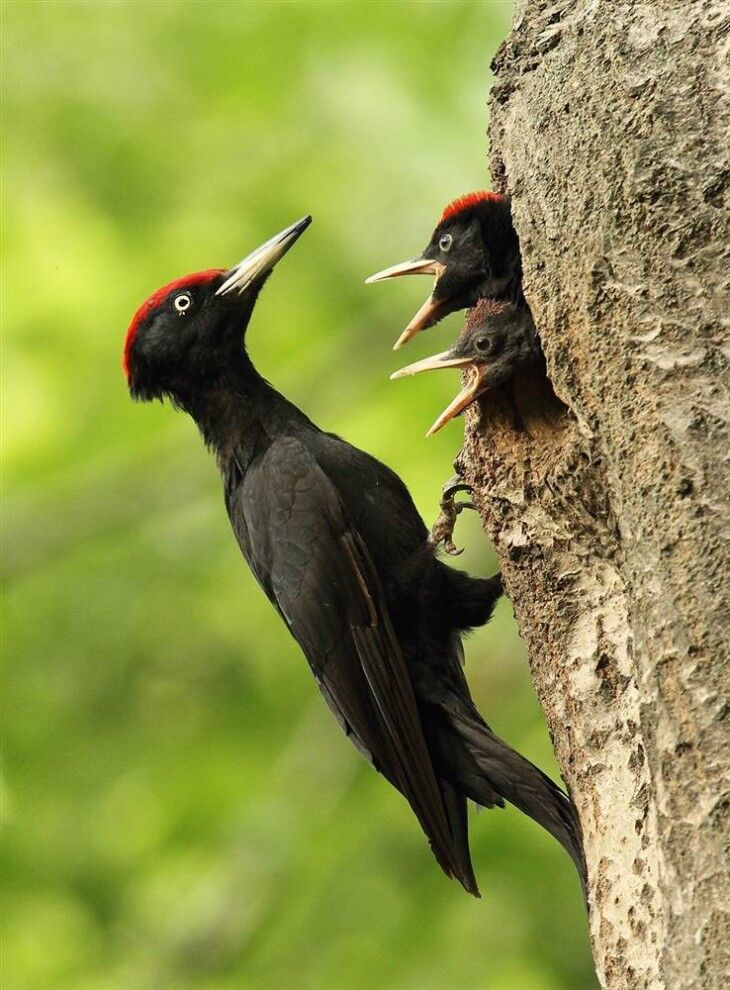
[430, 475, 478, 555]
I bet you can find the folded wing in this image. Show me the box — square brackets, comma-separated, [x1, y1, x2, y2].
[231, 435, 477, 893]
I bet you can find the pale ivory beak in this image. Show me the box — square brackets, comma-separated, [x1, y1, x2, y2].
[216, 215, 312, 296]
[390, 353, 487, 436]
[392, 295, 446, 350]
[425, 365, 488, 435]
[390, 352, 472, 379]
[366, 258, 447, 350]
[365, 258, 443, 283]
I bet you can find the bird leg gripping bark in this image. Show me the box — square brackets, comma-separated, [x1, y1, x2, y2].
[429, 474, 477, 556]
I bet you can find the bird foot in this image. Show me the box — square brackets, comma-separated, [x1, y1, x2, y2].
[429, 475, 477, 556]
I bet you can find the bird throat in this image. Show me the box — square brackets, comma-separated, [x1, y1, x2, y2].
[177, 355, 305, 475]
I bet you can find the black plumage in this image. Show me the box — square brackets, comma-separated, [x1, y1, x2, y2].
[124, 218, 584, 895]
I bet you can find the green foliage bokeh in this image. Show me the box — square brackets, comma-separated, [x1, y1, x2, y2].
[4, 2, 594, 988]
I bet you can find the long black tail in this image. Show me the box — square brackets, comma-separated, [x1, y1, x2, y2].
[435, 693, 587, 891]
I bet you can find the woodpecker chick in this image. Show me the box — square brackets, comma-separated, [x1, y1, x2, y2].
[391, 300, 542, 436]
[366, 192, 521, 349]
[123, 224, 583, 897]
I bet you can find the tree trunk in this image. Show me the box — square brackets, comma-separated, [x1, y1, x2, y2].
[461, 3, 729, 987]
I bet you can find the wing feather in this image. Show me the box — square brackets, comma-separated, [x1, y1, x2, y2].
[232, 436, 470, 887]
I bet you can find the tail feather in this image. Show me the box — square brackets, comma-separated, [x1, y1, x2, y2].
[439, 697, 587, 888]
[439, 778, 480, 897]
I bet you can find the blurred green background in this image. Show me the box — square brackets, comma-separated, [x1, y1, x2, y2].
[4, 3, 594, 988]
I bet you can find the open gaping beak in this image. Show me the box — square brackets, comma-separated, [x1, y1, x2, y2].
[216, 215, 312, 297]
[366, 258, 447, 350]
[391, 351, 488, 437]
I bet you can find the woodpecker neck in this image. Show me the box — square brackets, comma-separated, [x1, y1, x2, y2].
[177, 349, 309, 473]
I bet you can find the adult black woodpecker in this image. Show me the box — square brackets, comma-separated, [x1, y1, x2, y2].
[366, 191, 522, 349]
[123, 219, 583, 896]
[391, 299, 543, 436]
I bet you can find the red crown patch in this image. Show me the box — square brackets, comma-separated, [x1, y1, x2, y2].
[440, 191, 503, 223]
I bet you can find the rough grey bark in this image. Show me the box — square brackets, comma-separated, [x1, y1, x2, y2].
[460, 3, 729, 987]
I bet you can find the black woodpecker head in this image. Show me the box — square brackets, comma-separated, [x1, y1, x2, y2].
[366, 192, 521, 349]
[123, 216, 311, 404]
[391, 299, 540, 436]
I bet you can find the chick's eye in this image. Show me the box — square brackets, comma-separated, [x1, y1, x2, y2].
[475, 336, 492, 353]
[439, 233, 453, 252]
[174, 293, 192, 314]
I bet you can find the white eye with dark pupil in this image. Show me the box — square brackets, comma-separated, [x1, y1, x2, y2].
[174, 293, 192, 314]
[439, 233, 453, 252]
